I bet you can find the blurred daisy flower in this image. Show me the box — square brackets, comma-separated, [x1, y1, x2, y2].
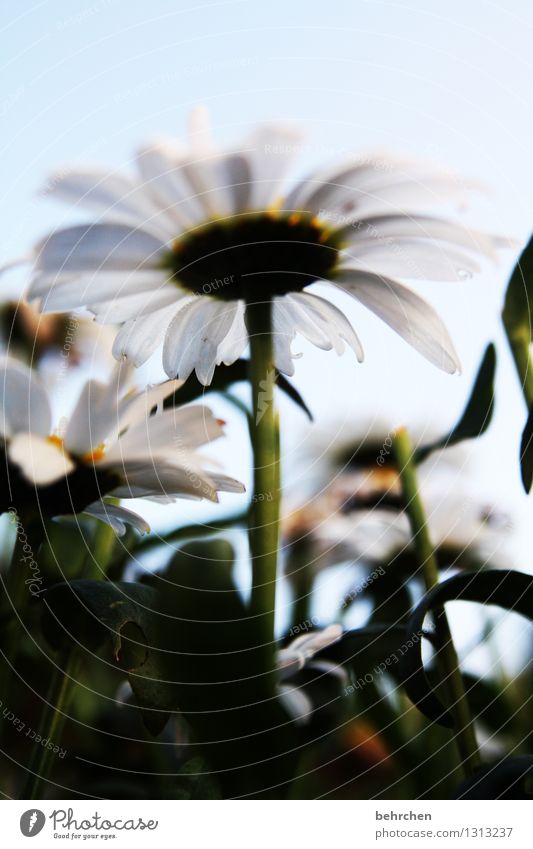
[0, 357, 244, 533]
[24, 107, 512, 385]
[284, 430, 512, 576]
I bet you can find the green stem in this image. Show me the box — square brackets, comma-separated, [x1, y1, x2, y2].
[246, 299, 280, 694]
[0, 511, 43, 706]
[23, 646, 81, 799]
[393, 426, 481, 779]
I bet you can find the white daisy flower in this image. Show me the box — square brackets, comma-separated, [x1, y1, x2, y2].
[25, 107, 511, 384]
[0, 357, 244, 533]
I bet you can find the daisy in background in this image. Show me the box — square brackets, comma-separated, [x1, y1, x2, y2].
[22, 107, 514, 385]
[0, 357, 244, 534]
[284, 428, 512, 579]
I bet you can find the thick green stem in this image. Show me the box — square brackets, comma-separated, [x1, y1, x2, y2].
[246, 300, 280, 694]
[393, 427, 481, 779]
[23, 646, 81, 799]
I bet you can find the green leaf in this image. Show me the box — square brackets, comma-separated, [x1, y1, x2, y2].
[453, 756, 533, 800]
[319, 624, 436, 684]
[416, 343, 496, 462]
[520, 404, 533, 492]
[42, 580, 175, 735]
[163, 358, 313, 420]
[400, 570, 533, 727]
[502, 235, 533, 336]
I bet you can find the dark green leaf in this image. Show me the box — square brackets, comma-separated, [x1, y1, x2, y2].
[42, 580, 175, 734]
[319, 624, 436, 683]
[163, 358, 313, 420]
[416, 344, 496, 462]
[453, 756, 533, 800]
[520, 404, 533, 492]
[502, 235, 533, 336]
[401, 570, 533, 727]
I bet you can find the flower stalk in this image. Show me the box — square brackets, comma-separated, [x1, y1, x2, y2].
[23, 645, 81, 799]
[246, 299, 281, 694]
[392, 427, 481, 779]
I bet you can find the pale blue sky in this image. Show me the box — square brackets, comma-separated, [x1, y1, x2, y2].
[1, 0, 533, 620]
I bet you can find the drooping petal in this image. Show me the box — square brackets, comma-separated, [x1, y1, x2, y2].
[215, 300, 248, 366]
[83, 500, 151, 536]
[287, 292, 365, 360]
[163, 297, 236, 384]
[332, 269, 461, 374]
[0, 358, 52, 438]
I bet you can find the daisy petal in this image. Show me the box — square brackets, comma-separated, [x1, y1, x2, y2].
[342, 240, 481, 281]
[112, 301, 181, 367]
[289, 291, 365, 360]
[0, 358, 51, 438]
[83, 501, 150, 536]
[8, 432, 75, 485]
[333, 269, 461, 373]
[32, 223, 166, 277]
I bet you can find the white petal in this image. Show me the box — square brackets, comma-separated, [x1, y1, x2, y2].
[63, 362, 133, 455]
[8, 432, 75, 485]
[32, 270, 168, 312]
[136, 140, 205, 226]
[115, 378, 184, 437]
[245, 124, 303, 210]
[112, 301, 181, 367]
[278, 684, 314, 725]
[277, 624, 343, 678]
[333, 269, 461, 374]
[342, 214, 502, 261]
[111, 462, 220, 502]
[162, 298, 235, 384]
[216, 300, 248, 366]
[0, 358, 52, 439]
[104, 404, 224, 464]
[91, 287, 177, 324]
[342, 240, 481, 282]
[288, 292, 365, 360]
[83, 501, 150, 536]
[39, 167, 174, 238]
[32, 223, 166, 278]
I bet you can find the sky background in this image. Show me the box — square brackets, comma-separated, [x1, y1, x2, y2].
[1, 0, 533, 654]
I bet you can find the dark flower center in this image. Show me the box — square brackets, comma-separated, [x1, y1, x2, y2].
[164, 212, 343, 300]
